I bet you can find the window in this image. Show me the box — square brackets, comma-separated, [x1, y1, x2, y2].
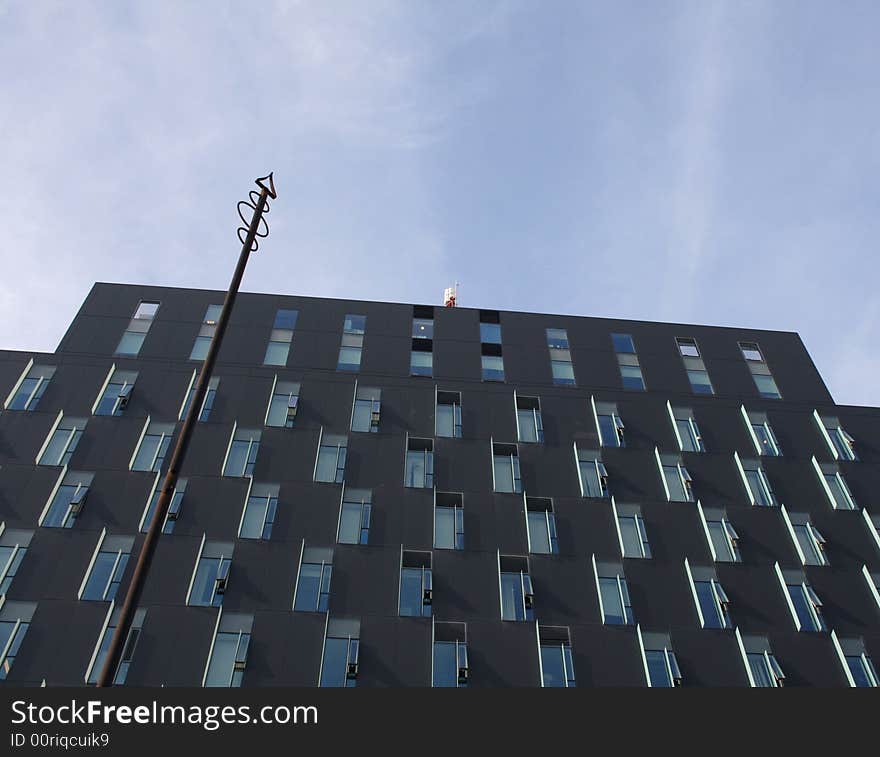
[593, 399, 625, 448]
[190, 304, 222, 360]
[5, 364, 55, 411]
[611, 333, 636, 353]
[698, 505, 741, 563]
[612, 334, 645, 390]
[264, 308, 298, 366]
[640, 631, 681, 687]
[204, 614, 252, 688]
[130, 421, 174, 473]
[499, 555, 534, 621]
[399, 550, 432, 617]
[814, 411, 858, 462]
[812, 457, 856, 510]
[676, 338, 714, 395]
[676, 337, 700, 358]
[188, 541, 233, 607]
[238, 483, 278, 540]
[547, 328, 575, 386]
[38, 416, 85, 466]
[94, 369, 137, 416]
[411, 307, 434, 376]
[667, 403, 705, 453]
[410, 342, 433, 377]
[319, 619, 360, 687]
[180, 375, 218, 422]
[595, 561, 634, 625]
[742, 637, 785, 687]
[140, 477, 186, 534]
[86, 607, 145, 685]
[315, 433, 347, 484]
[735, 453, 778, 507]
[337, 488, 371, 545]
[0, 529, 32, 596]
[479, 310, 502, 345]
[656, 450, 694, 502]
[0, 601, 36, 680]
[742, 407, 781, 456]
[351, 385, 381, 433]
[433, 623, 468, 688]
[575, 448, 609, 498]
[540, 627, 576, 687]
[434, 492, 464, 550]
[294, 547, 333, 612]
[436, 390, 462, 438]
[526, 498, 559, 555]
[785, 511, 828, 567]
[739, 341, 781, 398]
[412, 307, 434, 339]
[265, 380, 300, 428]
[405, 437, 434, 488]
[777, 565, 826, 632]
[80, 535, 132, 602]
[492, 442, 522, 494]
[481, 349, 505, 382]
[115, 301, 159, 356]
[40, 471, 93, 528]
[835, 636, 879, 688]
[615, 504, 651, 558]
[515, 395, 544, 443]
[686, 562, 732, 629]
[223, 428, 260, 477]
[337, 314, 365, 372]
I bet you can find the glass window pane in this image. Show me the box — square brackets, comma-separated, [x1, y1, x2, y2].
[337, 347, 362, 371]
[240, 497, 267, 539]
[399, 568, 424, 616]
[435, 507, 456, 549]
[224, 441, 249, 477]
[664, 466, 687, 501]
[748, 654, 774, 687]
[115, 331, 145, 356]
[493, 455, 514, 492]
[274, 310, 298, 330]
[754, 374, 781, 398]
[518, 410, 538, 443]
[600, 577, 624, 624]
[597, 415, 619, 447]
[612, 334, 635, 353]
[190, 336, 211, 361]
[190, 559, 219, 606]
[480, 323, 502, 344]
[541, 645, 566, 687]
[646, 650, 672, 687]
[351, 400, 372, 432]
[82, 553, 117, 600]
[551, 361, 575, 385]
[500, 572, 524, 620]
[205, 633, 238, 687]
[620, 364, 645, 390]
[528, 512, 551, 554]
[436, 404, 455, 437]
[433, 642, 458, 687]
[264, 341, 290, 366]
[413, 319, 434, 339]
[688, 370, 714, 394]
[320, 638, 350, 687]
[295, 564, 322, 611]
[338, 503, 362, 544]
[410, 351, 432, 376]
[707, 522, 733, 561]
[619, 517, 642, 557]
[481, 355, 505, 381]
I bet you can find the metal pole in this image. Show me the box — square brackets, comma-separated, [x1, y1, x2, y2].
[96, 174, 276, 686]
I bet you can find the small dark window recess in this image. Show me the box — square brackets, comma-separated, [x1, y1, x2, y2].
[479, 310, 501, 324]
[481, 342, 503, 357]
[412, 338, 433, 352]
[413, 305, 434, 319]
[436, 491, 463, 508]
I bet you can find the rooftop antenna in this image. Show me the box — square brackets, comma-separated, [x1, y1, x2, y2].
[444, 282, 459, 308]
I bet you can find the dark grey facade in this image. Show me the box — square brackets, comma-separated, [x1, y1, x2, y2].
[0, 281, 878, 688]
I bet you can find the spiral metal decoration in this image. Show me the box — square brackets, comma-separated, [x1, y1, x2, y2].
[237, 173, 277, 252]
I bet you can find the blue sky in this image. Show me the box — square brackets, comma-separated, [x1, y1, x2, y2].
[1, 1, 877, 405]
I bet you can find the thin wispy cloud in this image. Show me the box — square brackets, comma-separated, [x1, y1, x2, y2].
[0, 1, 876, 406]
